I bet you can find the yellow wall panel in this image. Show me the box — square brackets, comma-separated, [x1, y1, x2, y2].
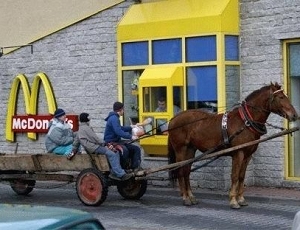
[0, 0, 124, 54]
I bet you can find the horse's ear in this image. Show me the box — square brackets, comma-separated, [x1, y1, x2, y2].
[274, 82, 281, 89]
[270, 81, 281, 89]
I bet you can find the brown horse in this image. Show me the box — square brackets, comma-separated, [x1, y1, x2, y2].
[168, 82, 298, 209]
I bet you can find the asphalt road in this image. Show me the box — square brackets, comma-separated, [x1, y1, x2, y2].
[0, 181, 299, 230]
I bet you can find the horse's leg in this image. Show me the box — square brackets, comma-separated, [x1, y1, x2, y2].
[185, 169, 198, 205]
[229, 150, 244, 209]
[174, 146, 192, 206]
[178, 166, 191, 206]
[177, 147, 197, 206]
[185, 148, 198, 205]
[182, 163, 198, 205]
[236, 156, 252, 206]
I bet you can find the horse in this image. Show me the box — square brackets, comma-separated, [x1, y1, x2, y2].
[168, 82, 298, 209]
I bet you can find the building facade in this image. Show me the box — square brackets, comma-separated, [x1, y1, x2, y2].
[0, 0, 299, 190]
[240, 0, 300, 188]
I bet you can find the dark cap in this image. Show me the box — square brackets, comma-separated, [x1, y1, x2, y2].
[113, 102, 124, 112]
[79, 113, 90, 122]
[54, 108, 66, 118]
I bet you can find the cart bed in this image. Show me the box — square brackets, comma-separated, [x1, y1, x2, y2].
[0, 153, 110, 172]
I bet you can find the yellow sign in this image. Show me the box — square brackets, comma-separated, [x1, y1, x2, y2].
[6, 73, 56, 142]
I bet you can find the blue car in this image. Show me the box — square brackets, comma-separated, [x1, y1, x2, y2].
[0, 204, 105, 230]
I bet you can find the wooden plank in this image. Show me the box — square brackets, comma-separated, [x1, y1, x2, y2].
[0, 153, 110, 172]
[0, 173, 75, 182]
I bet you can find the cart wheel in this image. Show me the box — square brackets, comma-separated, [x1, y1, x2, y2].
[10, 179, 36, 195]
[76, 168, 108, 206]
[117, 178, 147, 200]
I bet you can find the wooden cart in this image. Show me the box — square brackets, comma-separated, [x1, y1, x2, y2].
[0, 127, 298, 206]
[0, 153, 147, 206]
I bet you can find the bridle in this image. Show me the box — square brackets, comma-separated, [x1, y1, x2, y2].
[238, 88, 285, 135]
[268, 88, 284, 105]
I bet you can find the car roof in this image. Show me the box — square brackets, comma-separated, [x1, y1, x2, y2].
[0, 204, 104, 230]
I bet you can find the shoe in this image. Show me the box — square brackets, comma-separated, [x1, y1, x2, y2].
[133, 167, 142, 173]
[109, 173, 134, 181]
[109, 174, 121, 181]
[121, 173, 134, 181]
[66, 151, 76, 160]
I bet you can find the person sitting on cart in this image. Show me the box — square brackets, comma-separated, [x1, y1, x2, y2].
[45, 108, 80, 159]
[104, 102, 141, 171]
[72, 112, 134, 181]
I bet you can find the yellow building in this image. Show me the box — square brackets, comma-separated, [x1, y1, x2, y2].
[117, 0, 240, 155]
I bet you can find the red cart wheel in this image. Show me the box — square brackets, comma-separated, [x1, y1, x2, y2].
[76, 168, 108, 206]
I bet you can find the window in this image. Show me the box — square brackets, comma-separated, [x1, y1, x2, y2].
[290, 43, 300, 78]
[143, 87, 166, 112]
[225, 35, 239, 61]
[186, 66, 217, 111]
[186, 36, 216, 62]
[287, 41, 300, 177]
[122, 70, 144, 126]
[122, 42, 148, 66]
[225, 65, 240, 109]
[152, 39, 182, 64]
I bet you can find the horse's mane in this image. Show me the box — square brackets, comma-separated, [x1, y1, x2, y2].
[244, 82, 281, 101]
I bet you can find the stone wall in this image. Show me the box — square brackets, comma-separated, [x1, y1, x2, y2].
[0, 1, 132, 154]
[240, 0, 300, 188]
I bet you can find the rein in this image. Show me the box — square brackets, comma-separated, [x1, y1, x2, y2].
[129, 115, 213, 144]
[131, 87, 286, 144]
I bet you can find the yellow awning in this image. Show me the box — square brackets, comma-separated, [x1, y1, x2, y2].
[118, 0, 239, 41]
[139, 66, 183, 87]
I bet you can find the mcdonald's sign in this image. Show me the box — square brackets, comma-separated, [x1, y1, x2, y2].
[6, 73, 78, 142]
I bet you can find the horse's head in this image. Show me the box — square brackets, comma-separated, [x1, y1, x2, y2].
[269, 82, 298, 122]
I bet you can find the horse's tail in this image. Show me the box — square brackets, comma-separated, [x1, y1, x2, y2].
[168, 137, 177, 186]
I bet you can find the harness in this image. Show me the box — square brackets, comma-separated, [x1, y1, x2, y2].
[221, 112, 230, 145]
[238, 101, 267, 135]
[192, 88, 286, 172]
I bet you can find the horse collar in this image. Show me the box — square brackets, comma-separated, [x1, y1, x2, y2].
[238, 102, 267, 135]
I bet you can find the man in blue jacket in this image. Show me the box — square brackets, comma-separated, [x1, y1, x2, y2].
[104, 102, 141, 170]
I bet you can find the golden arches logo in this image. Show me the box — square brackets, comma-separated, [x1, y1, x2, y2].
[6, 73, 56, 142]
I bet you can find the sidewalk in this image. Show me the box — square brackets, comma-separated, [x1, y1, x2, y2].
[193, 186, 300, 204]
[148, 185, 300, 204]
[244, 186, 300, 201]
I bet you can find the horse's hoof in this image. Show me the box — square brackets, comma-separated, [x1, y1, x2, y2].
[183, 199, 192, 206]
[190, 197, 199, 205]
[238, 200, 248, 206]
[230, 203, 241, 209]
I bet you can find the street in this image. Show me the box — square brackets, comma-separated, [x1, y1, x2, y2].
[0, 181, 299, 230]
